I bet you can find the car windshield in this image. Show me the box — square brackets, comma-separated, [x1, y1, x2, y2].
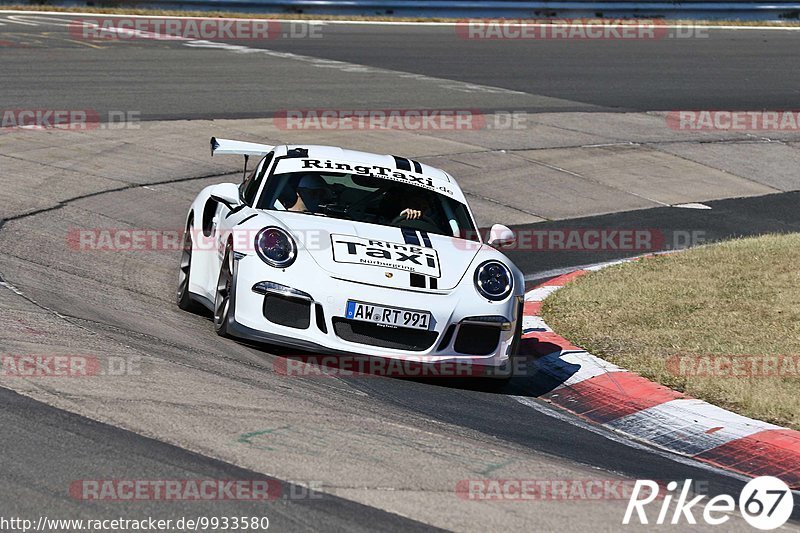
[257, 171, 479, 240]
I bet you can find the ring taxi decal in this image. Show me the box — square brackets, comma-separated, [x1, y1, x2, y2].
[331, 234, 441, 278]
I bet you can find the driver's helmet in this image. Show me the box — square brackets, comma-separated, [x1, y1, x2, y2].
[295, 174, 333, 212]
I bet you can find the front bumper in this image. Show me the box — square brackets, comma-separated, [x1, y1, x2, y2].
[231, 254, 523, 368]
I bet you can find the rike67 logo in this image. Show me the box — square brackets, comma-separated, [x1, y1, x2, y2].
[624, 477, 794, 530]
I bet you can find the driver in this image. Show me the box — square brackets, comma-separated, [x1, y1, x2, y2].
[287, 174, 333, 213]
[397, 188, 433, 221]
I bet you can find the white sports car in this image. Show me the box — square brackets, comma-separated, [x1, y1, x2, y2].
[177, 138, 524, 377]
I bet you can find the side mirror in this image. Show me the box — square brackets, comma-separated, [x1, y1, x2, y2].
[210, 183, 241, 210]
[487, 224, 515, 248]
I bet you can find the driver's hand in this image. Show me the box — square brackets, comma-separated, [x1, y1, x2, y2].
[400, 208, 422, 220]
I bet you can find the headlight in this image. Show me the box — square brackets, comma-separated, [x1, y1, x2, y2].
[254, 227, 296, 268]
[474, 260, 513, 301]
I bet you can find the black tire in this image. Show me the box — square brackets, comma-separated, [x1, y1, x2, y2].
[213, 240, 235, 337]
[488, 305, 524, 383]
[177, 220, 202, 313]
[509, 306, 524, 358]
[505, 300, 526, 378]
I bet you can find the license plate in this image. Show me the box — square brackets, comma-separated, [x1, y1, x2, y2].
[345, 300, 431, 330]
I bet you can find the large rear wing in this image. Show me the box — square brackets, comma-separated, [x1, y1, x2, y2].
[210, 137, 274, 157]
[210, 137, 275, 179]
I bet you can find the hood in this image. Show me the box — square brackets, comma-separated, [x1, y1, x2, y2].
[265, 211, 483, 291]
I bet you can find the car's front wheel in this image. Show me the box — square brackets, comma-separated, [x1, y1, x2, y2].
[213, 241, 235, 337]
[487, 315, 523, 383]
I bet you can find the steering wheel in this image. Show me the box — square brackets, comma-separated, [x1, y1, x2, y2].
[344, 187, 388, 217]
[390, 213, 440, 233]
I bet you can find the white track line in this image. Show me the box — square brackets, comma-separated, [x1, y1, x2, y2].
[4, 15, 41, 26]
[512, 395, 755, 483]
[181, 39, 525, 94]
[524, 285, 562, 301]
[3, 10, 800, 30]
[537, 349, 627, 387]
[71, 21, 522, 95]
[66, 20, 524, 95]
[524, 258, 630, 282]
[606, 399, 781, 455]
[4, 14, 82, 27]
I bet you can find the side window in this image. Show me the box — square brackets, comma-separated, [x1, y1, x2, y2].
[240, 152, 274, 206]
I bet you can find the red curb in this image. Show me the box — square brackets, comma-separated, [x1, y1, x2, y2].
[540, 269, 589, 287]
[523, 301, 541, 316]
[542, 372, 686, 425]
[695, 429, 800, 489]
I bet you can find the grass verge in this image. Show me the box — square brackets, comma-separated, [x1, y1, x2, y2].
[541, 234, 800, 430]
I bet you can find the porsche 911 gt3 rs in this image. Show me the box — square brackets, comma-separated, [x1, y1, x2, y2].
[177, 138, 525, 377]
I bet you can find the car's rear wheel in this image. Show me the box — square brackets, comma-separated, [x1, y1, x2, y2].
[213, 241, 235, 336]
[177, 220, 202, 313]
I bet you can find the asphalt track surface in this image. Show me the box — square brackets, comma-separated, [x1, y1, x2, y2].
[2, 11, 800, 532]
[509, 191, 800, 279]
[0, 387, 439, 532]
[2, 14, 800, 118]
[5, 178, 800, 530]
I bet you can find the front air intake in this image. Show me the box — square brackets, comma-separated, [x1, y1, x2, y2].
[263, 294, 311, 329]
[453, 324, 501, 356]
